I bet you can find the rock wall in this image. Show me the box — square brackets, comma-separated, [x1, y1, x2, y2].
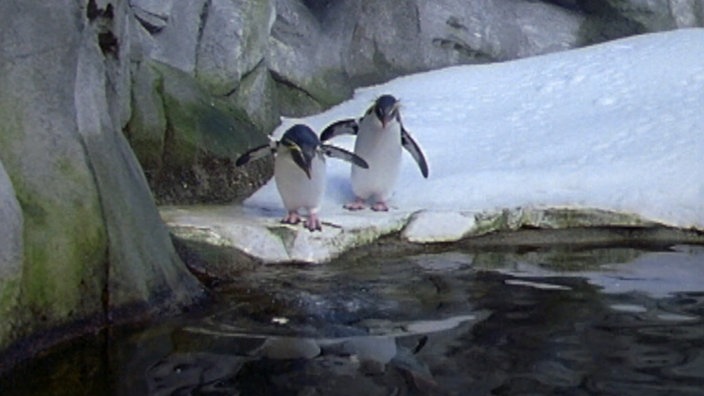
[0, 0, 701, 370]
[0, 0, 203, 368]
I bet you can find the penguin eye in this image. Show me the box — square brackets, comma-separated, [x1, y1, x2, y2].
[282, 140, 301, 153]
[374, 106, 384, 121]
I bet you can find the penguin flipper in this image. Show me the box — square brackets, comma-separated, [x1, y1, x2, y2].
[235, 143, 276, 166]
[320, 119, 358, 142]
[401, 127, 429, 178]
[321, 144, 369, 169]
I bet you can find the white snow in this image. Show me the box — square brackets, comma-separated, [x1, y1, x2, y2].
[163, 29, 704, 263]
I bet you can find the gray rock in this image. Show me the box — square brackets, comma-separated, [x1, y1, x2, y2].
[266, 0, 584, 107]
[146, 62, 273, 204]
[227, 61, 282, 136]
[0, 0, 203, 360]
[163, 205, 704, 267]
[130, 0, 173, 32]
[146, 0, 206, 73]
[669, 0, 704, 27]
[0, 162, 21, 283]
[574, 0, 703, 44]
[195, 0, 275, 96]
[0, 1, 107, 346]
[269, 0, 353, 116]
[125, 59, 167, 174]
[130, 0, 174, 21]
[75, 19, 203, 315]
[338, 0, 583, 85]
[0, 161, 22, 350]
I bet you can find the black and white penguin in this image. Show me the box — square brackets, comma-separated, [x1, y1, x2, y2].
[236, 124, 368, 231]
[321, 94, 428, 211]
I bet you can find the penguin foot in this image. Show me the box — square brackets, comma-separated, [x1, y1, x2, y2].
[344, 198, 366, 211]
[371, 202, 389, 212]
[304, 214, 322, 232]
[281, 212, 301, 225]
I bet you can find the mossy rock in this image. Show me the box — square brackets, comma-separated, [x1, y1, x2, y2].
[126, 61, 273, 204]
[0, 88, 107, 350]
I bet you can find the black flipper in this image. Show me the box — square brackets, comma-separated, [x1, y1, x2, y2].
[235, 143, 276, 166]
[320, 119, 359, 142]
[321, 144, 369, 169]
[401, 127, 429, 178]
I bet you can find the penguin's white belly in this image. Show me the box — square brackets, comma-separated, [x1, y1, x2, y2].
[351, 121, 402, 201]
[275, 152, 326, 213]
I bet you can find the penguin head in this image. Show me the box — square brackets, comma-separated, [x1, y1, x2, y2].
[280, 124, 320, 179]
[373, 94, 400, 129]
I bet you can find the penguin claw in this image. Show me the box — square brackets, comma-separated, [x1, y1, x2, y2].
[371, 202, 389, 212]
[304, 215, 322, 232]
[281, 212, 301, 225]
[344, 198, 366, 211]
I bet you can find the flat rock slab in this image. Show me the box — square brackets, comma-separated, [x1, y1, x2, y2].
[162, 205, 411, 264]
[161, 205, 700, 265]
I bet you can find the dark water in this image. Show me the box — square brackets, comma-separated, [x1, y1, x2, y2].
[2, 245, 704, 395]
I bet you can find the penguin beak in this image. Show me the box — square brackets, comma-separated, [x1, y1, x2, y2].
[285, 140, 314, 179]
[381, 104, 399, 129]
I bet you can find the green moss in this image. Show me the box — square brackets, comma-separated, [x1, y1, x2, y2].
[0, 278, 20, 314]
[10, 154, 107, 322]
[0, 95, 23, 149]
[305, 68, 353, 107]
[472, 210, 512, 235]
[275, 80, 326, 117]
[0, 277, 20, 349]
[154, 62, 266, 168]
[125, 62, 167, 173]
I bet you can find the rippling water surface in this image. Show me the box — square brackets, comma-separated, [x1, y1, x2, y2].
[2, 245, 703, 395]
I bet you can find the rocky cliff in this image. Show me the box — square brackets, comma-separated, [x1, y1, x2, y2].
[0, 0, 701, 369]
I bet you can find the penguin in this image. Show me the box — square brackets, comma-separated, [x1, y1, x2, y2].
[320, 94, 428, 211]
[236, 124, 368, 231]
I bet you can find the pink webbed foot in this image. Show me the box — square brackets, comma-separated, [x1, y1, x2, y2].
[344, 198, 366, 211]
[304, 213, 322, 232]
[281, 211, 301, 225]
[371, 201, 389, 212]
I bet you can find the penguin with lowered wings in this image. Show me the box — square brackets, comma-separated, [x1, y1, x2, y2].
[236, 124, 368, 231]
[321, 94, 428, 211]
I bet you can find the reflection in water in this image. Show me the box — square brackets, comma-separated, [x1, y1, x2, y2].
[1, 246, 703, 395]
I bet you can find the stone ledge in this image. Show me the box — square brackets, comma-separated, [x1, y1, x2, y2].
[161, 205, 704, 267]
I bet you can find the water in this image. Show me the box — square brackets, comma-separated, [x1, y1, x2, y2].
[2, 245, 704, 395]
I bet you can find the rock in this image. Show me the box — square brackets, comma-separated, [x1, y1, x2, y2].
[131, 0, 173, 32]
[0, 161, 22, 351]
[227, 62, 282, 136]
[0, 1, 108, 350]
[145, 0, 206, 73]
[134, 62, 273, 204]
[296, 0, 584, 88]
[574, 0, 704, 44]
[669, 0, 704, 27]
[268, 0, 353, 116]
[195, 0, 275, 96]
[125, 60, 167, 173]
[0, 0, 203, 363]
[163, 205, 704, 269]
[161, 206, 411, 267]
[75, 13, 203, 316]
[595, 0, 697, 31]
